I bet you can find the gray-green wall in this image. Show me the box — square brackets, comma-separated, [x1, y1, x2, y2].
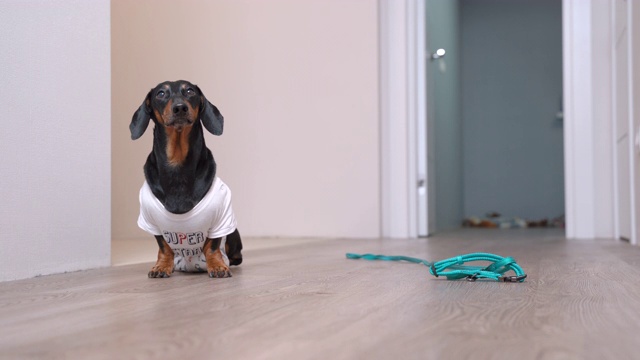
[461, 0, 564, 221]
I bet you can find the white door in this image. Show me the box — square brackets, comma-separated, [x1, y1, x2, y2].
[631, 0, 640, 246]
[614, 0, 633, 241]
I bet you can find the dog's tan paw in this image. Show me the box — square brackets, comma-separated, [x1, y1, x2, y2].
[208, 265, 232, 278]
[148, 264, 174, 278]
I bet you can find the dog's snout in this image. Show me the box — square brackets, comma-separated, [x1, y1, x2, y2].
[172, 103, 188, 115]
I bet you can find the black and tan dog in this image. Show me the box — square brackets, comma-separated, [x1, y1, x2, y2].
[130, 80, 242, 278]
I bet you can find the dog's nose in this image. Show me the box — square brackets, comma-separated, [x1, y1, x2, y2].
[172, 103, 188, 115]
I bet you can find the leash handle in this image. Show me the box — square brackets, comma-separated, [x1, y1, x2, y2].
[346, 252, 526, 282]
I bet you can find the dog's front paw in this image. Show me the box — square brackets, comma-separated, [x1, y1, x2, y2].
[208, 265, 232, 278]
[148, 264, 174, 278]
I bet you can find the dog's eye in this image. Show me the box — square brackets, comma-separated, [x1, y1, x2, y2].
[156, 90, 165, 98]
[186, 88, 195, 96]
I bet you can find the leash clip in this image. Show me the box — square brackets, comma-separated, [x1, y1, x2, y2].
[466, 273, 479, 282]
[498, 275, 527, 282]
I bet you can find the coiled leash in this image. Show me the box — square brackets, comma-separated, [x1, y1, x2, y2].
[345, 252, 526, 282]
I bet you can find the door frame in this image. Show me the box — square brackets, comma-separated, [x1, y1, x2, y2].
[611, 0, 634, 243]
[379, 0, 618, 240]
[631, 0, 640, 246]
[379, 0, 423, 238]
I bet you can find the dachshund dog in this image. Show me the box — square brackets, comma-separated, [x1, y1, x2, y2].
[130, 80, 242, 278]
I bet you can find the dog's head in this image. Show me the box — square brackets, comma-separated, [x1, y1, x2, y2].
[130, 80, 224, 140]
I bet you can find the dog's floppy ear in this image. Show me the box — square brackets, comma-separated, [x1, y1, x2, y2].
[130, 90, 153, 140]
[197, 86, 224, 136]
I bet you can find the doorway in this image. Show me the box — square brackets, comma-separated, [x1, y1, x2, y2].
[424, 0, 564, 235]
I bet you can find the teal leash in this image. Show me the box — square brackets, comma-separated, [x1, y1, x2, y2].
[345, 252, 527, 282]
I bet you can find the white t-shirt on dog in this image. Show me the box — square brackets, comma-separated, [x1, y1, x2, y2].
[137, 177, 237, 272]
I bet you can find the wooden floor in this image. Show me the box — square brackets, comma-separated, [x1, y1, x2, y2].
[2, 229, 640, 360]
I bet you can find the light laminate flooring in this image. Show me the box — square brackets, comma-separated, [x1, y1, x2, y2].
[2, 229, 640, 360]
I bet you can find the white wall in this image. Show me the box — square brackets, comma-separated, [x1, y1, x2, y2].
[592, 0, 614, 238]
[111, 0, 380, 240]
[0, 0, 111, 281]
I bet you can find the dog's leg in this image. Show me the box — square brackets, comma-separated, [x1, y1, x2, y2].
[225, 229, 243, 266]
[204, 237, 232, 278]
[148, 235, 174, 278]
